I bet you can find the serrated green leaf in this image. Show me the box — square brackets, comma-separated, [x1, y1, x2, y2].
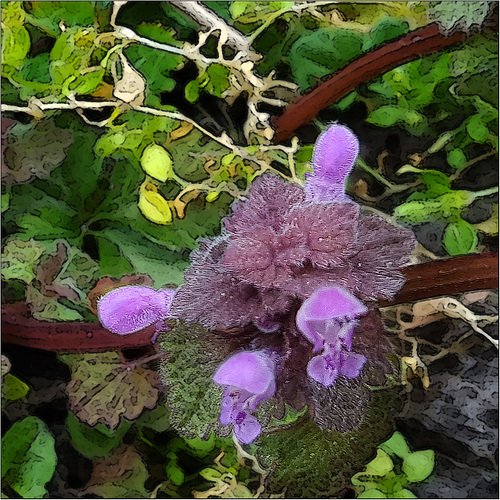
[443, 219, 478, 256]
[256, 390, 398, 498]
[380, 431, 411, 459]
[365, 449, 394, 476]
[290, 28, 365, 91]
[402, 450, 435, 483]
[1, 416, 57, 498]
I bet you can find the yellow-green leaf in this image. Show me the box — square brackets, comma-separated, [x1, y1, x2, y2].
[140, 144, 173, 182]
[138, 188, 173, 225]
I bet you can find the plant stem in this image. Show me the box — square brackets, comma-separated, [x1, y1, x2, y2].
[3, 253, 497, 353]
[272, 23, 466, 143]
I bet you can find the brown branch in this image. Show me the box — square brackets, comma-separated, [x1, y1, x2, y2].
[272, 23, 466, 143]
[2, 253, 497, 353]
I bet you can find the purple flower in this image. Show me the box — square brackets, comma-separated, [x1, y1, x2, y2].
[98, 286, 175, 335]
[305, 123, 359, 203]
[213, 351, 276, 444]
[296, 287, 368, 386]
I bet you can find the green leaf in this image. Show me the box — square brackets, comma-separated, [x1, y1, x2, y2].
[289, 28, 365, 91]
[429, 1, 491, 33]
[394, 190, 471, 224]
[419, 170, 451, 198]
[1, 3, 30, 74]
[442, 219, 479, 256]
[165, 461, 185, 486]
[82, 444, 150, 498]
[256, 390, 399, 498]
[358, 489, 388, 498]
[26, 1, 96, 35]
[205, 63, 231, 97]
[185, 79, 200, 103]
[66, 412, 131, 459]
[447, 148, 467, 169]
[140, 144, 174, 182]
[99, 227, 189, 287]
[393, 488, 418, 498]
[466, 114, 490, 143]
[402, 450, 435, 483]
[199, 467, 222, 482]
[380, 431, 411, 459]
[368, 17, 409, 49]
[365, 449, 394, 476]
[1, 373, 30, 402]
[69, 67, 105, 95]
[1, 416, 57, 498]
[1, 238, 47, 284]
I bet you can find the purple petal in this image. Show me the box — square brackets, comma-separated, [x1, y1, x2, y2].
[307, 353, 340, 387]
[311, 124, 359, 182]
[97, 286, 171, 335]
[350, 212, 417, 301]
[305, 174, 354, 203]
[213, 351, 276, 397]
[219, 394, 238, 425]
[297, 287, 367, 324]
[285, 203, 359, 267]
[340, 351, 367, 378]
[234, 412, 262, 444]
[224, 174, 306, 233]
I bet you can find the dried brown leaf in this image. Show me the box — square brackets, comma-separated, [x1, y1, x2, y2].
[82, 444, 150, 498]
[64, 353, 161, 429]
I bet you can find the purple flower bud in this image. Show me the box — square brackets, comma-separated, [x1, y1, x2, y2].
[296, 287, 368, 387]
[213, 351, 276, 444]
[306, 123, 359, 202]
[97, 286, 175, 335]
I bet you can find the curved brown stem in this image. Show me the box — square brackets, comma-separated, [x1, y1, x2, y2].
[2, 253, 497, 353]
[272, 23, 465, 143]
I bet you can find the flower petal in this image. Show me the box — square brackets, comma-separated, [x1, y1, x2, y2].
[234, 412, 262, 444]
[213, 351, 276, 398]
[298, 287, 367, 323]
[311, 124, 359, 182]
[340, 351, 367, 378]
[307, 354, 340, 387]
[97, 286, 170, 335]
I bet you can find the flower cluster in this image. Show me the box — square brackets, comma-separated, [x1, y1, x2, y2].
[97, 123, 416, 444]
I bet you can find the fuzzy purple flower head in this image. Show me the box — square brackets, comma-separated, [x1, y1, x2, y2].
[98, 286, 175, 337]
[213, 351, 276, 444]
[169, 123, 417, 443]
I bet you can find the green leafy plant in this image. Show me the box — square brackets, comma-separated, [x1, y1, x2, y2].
[351, 431, 436, 498]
